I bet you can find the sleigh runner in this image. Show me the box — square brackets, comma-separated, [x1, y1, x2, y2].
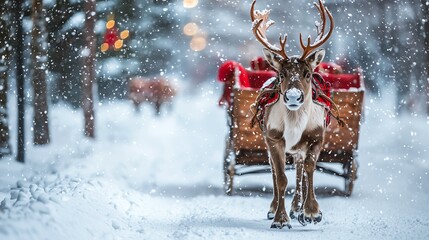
[218, 59, 364, 197]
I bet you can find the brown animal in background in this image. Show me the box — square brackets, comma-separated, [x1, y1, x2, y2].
[250, 0, 336, 229]
[128, 77, 176, 115]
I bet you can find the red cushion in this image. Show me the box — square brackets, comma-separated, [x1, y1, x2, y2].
[316, 62, 363, 90]
[218, 60, 276, 88]
[246, 70, 277, 89]
[250, 57, 273, 71]
[316, 62, 343, 74]
[318, 72, 361, 90]
[217, 60, 249, 87]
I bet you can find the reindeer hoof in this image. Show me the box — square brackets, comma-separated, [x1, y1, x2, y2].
[313, 211, 323, 224]
[297, 213, 307, 226]
[267, 211, 275, 220]
[305, 215, 313, 223]
[270, 222, 292, 229]
[298, 211, 322, 225]
[289, 210, 300, 220]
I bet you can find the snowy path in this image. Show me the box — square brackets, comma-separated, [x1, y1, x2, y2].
[1, 88, 428, 239]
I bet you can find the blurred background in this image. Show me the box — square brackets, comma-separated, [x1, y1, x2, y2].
[0, 0, 428, 156]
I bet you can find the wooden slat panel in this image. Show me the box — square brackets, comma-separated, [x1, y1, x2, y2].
[235, 150, 269, 165]
[230, 88, 364, 165]
[323, 91, 364, 152]
[232, 89, 267, 151]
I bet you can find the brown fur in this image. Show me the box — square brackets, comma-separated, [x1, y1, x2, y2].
[291, 126, 324, 152]
[250, 0, 335, 228]
[129, 77, 176, 115]
[258, 53, 326, 228]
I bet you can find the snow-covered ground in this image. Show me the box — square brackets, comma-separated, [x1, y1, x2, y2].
[0, 85, 428, 240]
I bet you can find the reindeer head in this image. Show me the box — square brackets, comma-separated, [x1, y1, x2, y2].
[250, 0, 334, 111]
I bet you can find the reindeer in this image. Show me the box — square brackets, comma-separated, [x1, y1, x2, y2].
[129, 77, 176, 115]
[250, 0, 336, 229]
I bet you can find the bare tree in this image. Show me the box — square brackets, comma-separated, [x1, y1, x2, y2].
[422, 0, 429, 115]
[13, 0, 25, 162]
[82, 0, 96, 138]
[0, 0, 12, 157]
[31, 0, 50, 145]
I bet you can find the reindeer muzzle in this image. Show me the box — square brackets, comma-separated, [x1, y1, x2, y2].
[284, 88, 304, 110]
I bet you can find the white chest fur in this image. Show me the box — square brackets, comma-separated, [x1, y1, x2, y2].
[266, 100, 325, 152]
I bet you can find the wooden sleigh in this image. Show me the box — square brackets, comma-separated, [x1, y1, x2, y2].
[218, 59, 365, 196]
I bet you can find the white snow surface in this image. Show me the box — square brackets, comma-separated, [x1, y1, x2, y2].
[1, 85, 429, 240]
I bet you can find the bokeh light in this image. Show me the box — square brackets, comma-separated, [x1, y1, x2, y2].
[190, 36, 206, 51]
[106, 20, 115, 29]
[120, 30, 130, 39]
[183, 22, 199, 36]
[183, 0, 198, 8]
[114, 39, 123, 50]
[100, 43, 109, 52]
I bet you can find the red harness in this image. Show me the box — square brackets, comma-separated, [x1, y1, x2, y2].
[312, 73, 332, 126]
[253, 73, 332, 130]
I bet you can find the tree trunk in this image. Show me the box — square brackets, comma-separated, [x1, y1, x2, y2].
[0, 1, 12, 157]
[14, 0, 25, 162]
[82, 0, 96, 138]
[422, 0, 429, 115]
[31, 0, 50, 145]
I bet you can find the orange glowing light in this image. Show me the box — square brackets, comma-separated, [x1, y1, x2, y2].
[114, 39, 123, 50]
[106, 20, 115, 29]
[100, 43, 109, 52]
[120, 30, 129, 39]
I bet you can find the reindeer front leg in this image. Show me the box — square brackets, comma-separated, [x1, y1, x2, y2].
[267, 157, 278, 220]
[299, 139, 323, 224]
[265, 130, 291, 229]
[290, 155, 304, 220]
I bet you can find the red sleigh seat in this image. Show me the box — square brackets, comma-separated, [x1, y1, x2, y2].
[316, 62, 362, 90]
[217, 58, 363, 107]
[217, 58, 276, 89]
[217, 58, 276, 106]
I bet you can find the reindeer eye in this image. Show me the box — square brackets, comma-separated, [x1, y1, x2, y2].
[304, 71, 311, 79]
[304, 71, 311, 82]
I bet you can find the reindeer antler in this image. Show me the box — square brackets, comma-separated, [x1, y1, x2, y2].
[299, 0, 334, 60]
[250, 0, 288, 60]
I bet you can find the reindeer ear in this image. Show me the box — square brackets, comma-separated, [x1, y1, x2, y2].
[262, 48, 282, 70]
[306, 49, 325, 69]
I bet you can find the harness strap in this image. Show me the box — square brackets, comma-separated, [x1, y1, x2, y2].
[317, 92, 345, 127]
[312, 74, 345, 128]
[250, 87, 280, 128]
[250, 74, 345, 130]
